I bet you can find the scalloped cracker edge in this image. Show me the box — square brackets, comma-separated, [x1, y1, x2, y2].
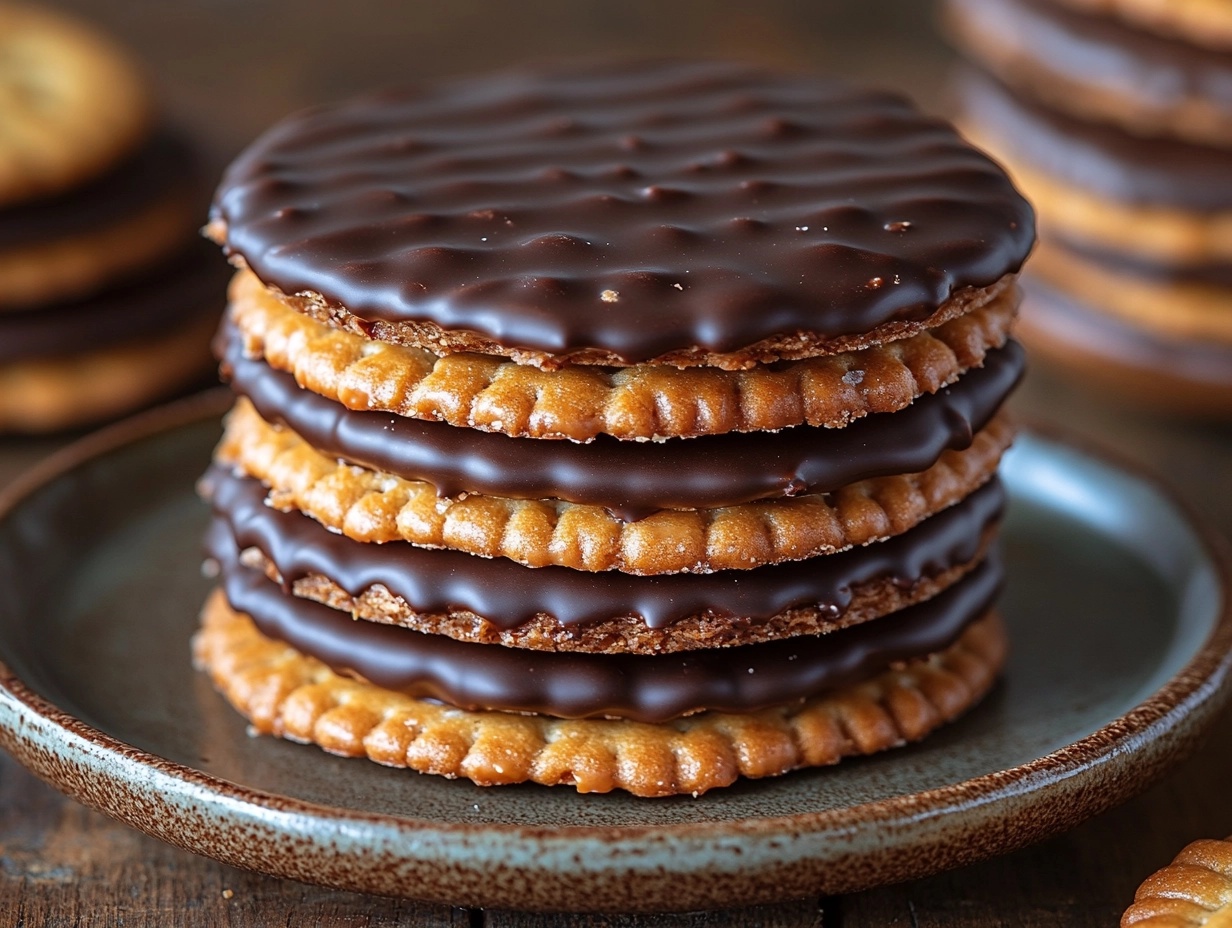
[226, 268, 1018, 440]
[194, 589, 1006, 797]
[216, 398, 1013, 575]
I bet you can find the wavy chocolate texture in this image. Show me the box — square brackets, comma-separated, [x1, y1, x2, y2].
[202, 465, 1004, 630]
[208, 523, 1001, 722]
[956, 67, 1232, 210]
[213, 60, 1033, 361]
[219, 326, 1024, 519]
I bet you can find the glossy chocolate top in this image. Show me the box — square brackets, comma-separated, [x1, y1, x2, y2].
[958, 67, 1232, 210]
[220, 324, 1023, 519]
[949, 0, 1232, 113]
[0, 132, 197, 250]
[202, 466, 1003, 630]
[210, 521, 1001, 721]
[212, 60, 1033, 362]
[0, 243, 228, 364]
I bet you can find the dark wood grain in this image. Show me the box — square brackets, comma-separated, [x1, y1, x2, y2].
[3, 1, 1232, 924]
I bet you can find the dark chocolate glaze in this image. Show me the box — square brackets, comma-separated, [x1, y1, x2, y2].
[949, 0, 1232, 112]
[212, 60, 1033, 362]
[957, 66, 1232, 210]
[219, 325, 1024, 519]
[0, 243, 230, 364]
[202, 465, 1004, 630]
[208, 520, 1001, 722]
[0, 132, 199, 250]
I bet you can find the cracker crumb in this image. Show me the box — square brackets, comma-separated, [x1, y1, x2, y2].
[222, 889, 234, 900]
[600, 289, 619, 302]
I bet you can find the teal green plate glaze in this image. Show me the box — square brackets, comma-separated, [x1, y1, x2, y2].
[0, 392, 1228, 913]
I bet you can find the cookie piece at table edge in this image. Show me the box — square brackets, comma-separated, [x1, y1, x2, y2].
[1121, 836, 1232, 926]
[193, 588, 1007, 797]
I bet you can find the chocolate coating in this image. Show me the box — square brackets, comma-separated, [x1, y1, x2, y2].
[202, 465, 1004, 631]
[213, 60, 1033, 362]
[219, 325, 1024, 519]
[0, 132, 198, 250]
[957, 67, 1232, 210]
[209, 522, 1001, 722]
[948, 0, 1232, 114]
[0, 243, 229, 364]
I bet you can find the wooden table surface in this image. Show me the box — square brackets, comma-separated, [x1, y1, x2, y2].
[4, 2, 1232, 924]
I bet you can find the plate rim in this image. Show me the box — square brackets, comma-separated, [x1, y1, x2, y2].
[0, 391, 1230, 910]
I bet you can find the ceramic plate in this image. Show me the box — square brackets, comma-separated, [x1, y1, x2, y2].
[0, 392, 1229, 913]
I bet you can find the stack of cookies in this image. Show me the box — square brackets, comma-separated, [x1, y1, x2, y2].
[195, 61, 1033, 796]
[0, 3, 224, 432]
[944, 0, 1232, 413]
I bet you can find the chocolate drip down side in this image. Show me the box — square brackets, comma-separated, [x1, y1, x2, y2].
[208, 520, 1002, 722]
[202, 466, 1004, 630]
[212, 61, 1033, 362]
[219, 326, 1024, 520]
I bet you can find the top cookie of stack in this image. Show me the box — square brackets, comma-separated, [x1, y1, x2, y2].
[944, 0, 1232, 413]
[0, 3, 224, 432]
[197, 61, 1032, 794]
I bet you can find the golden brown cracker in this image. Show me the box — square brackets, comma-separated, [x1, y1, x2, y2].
[194, 588, 1007, 797]
[1122, 837, 1232, 927]
[226, 269, 1018, 441]
[205, 233, 1018, 371]
[216, 397, 1013, 576]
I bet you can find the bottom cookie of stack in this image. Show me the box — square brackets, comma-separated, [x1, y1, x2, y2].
[194, 467, 1008, 797]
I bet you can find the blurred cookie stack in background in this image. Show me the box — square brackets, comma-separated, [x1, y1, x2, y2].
[943, 0, 1232, 414]
[0, 3, 225, 433]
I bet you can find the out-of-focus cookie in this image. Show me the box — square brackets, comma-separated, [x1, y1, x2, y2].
[0, 248, 227, 433]
[1050, 0, 1232, 52]
[955, 67, 1232, 267]
[1017, 278, 1232, 416]
[1029, 239, 1232, 345]
[0, 2, 150, 208]
[1121, 836, 1232, 927]
[0, 133, 202, 309]
[228, 268, 1019, 441]
[194, 587, 1007, 796]
[943, 0, 1232, 148]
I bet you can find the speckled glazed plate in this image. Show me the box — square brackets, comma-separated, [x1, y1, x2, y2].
[0, 392, 1229, 914]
